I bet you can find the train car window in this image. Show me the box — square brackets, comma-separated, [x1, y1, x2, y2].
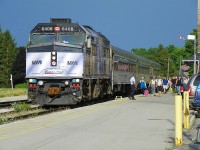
[114, 62, 118, 70]
[106, 48, 109, 58]
[101, 47, 110, 58]
[102, 47, 106, 57]
[58, 34, 85, 46]
[31, 33, 55, 45]
[92, 45, 97, 56]
[117, 62, 129, 71]
[138, 66, 150, 74]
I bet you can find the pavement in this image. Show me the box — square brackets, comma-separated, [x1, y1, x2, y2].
[0, 94, 200, 149]
[173, 117, 200, 150]
[173, 100, 200, 150]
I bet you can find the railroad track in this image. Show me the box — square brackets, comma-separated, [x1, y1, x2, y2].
[0, 105, 70, 125]
[0, 99, 29, 108]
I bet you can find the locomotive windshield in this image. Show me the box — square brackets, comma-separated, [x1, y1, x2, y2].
[58, 34, 85, 45]
[31, 34, 55, 45]
[30, 33, 85, 46]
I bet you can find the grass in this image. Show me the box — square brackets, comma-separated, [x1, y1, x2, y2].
[0, 88, 27, 98]
[11, 102, 31, 112]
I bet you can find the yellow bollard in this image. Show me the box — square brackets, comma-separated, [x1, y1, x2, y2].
[183, 91, 190, 129]
[175, 95, 182, 146]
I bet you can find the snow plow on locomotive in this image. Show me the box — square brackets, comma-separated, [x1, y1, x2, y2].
[26, 18, 160, 106]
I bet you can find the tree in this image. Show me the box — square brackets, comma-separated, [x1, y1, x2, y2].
[131, 42, 194, 78]
[0, 27, 17, 88]
[12, 47, 26, 86]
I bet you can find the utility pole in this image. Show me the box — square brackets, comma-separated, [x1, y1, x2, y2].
[187, 35, 197, 74]
[198, 0, 200, 53]
[167, 57, 170, 79]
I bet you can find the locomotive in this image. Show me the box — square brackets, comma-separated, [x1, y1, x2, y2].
[26, 18, 160, 106]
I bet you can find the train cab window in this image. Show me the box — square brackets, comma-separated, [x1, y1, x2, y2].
[31, 33, 55, 45]
[58, 34, 85, 46]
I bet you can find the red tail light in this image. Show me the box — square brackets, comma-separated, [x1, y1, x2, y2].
[29, 83, 37, 89]
[188, 86, 192, 96]
[33, 84, 37, 89]
[29, 84, 33, 88]
[72, 83, 80, 88]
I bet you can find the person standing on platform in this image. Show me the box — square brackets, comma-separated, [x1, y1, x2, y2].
[171, 76, 177, 94]
[163, 77, 169, 94]
[176, 76, 183, 95]
[139, 77, 147, 95]
[150, 76, 156, 96]
[128, 74, 136, 100]
[182, 76, 189, 91]
[156, 76, 163, 97]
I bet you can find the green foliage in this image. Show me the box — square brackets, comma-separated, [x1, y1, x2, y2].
[11, 102, 31, 112]
[0, 115, 8, 125]
[164, 147, 172, 150]
[0, 88, 27, 98]
[0, 26, 17, 88]
[132, 39, 196, 77]
[12, 47, 26, 85]
[15, 83, 27, 88]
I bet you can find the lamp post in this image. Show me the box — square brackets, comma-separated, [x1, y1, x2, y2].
[167, 57, 170, 79]
[187, 35, 197, 74]
[164, 57, 170, 79]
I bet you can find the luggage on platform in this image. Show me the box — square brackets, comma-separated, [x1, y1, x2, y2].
[144, 89, 149, 96]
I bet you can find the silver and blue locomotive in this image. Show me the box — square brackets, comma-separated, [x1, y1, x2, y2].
[26, 18, 160, 106]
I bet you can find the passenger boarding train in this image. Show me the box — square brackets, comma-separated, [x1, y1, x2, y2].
[26, 18, 161, 106]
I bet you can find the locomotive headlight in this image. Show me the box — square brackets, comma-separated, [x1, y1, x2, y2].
[29, 79, 37, 83]
[51, 61, 57, 66]
[38, 80, 44, 86]
[76, 79, 80, 82]
[65, 80, 70, 86]
[52, 51, 56, 55]
[52, 56, 56, 60]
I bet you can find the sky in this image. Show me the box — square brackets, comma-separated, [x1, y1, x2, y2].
[0, 0, 198, 51]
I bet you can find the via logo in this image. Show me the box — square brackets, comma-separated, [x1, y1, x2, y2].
[32, 60, 42, 65]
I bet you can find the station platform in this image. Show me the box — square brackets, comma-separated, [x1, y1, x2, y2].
[0, 93, 198, 150]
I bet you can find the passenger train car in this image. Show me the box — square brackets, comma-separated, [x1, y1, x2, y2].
[26, 18, 161, 106]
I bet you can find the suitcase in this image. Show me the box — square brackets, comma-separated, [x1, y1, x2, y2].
[144, 89, 149, 96]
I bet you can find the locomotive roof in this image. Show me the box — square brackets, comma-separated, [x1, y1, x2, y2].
[81, 25, 110, 46]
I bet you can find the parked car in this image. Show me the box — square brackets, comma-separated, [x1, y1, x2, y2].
[191, 83, 200, 109]
[187, 73, 200, 99]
